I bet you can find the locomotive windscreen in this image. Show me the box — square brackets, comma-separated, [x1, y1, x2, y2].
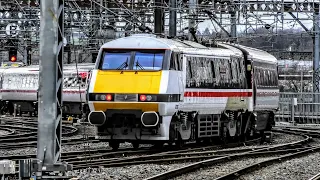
[99, 49, 165, 70]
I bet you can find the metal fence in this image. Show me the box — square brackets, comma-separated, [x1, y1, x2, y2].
[276, 92, 320, 124]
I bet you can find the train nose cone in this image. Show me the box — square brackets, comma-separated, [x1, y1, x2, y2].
[88, 111, 106, 126]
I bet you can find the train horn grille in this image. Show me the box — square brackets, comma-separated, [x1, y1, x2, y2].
[114, 94, 138, 102]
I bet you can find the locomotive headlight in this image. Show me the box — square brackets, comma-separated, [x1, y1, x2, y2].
[146, 95, 152, 101]
[139, 94, 157, 102]
[95, 94, 105, 101]
[94, 94, 113, 101]
[100, 95, 106, 100]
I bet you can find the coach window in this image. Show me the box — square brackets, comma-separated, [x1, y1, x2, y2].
[186, 57, 193, 87]
[269, 70, 273, 86]
[220, 60, 230, 88]
[234, 60, 239, 87]
[274, 71, 276, 86]
[259, 69, 262, 87]
[266, 70, 271, 86]
[213, 59, 220, 88]
[257, 69, 261, 86]
[274, 70, 278, 86]
[270, 70, 273, 86]
[271, 70, 275, 86]
[265, 70, 269, 86]
[238, 58, 243, 74]
[266, 70, 269, 86]
[256, 68, 260, 87]
[210, 60, 215, 79]
[229, 61, 233, 82]
[273, 70, 277, 86]
[260, 69, 264, 86]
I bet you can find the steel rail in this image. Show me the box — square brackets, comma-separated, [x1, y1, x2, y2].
[0, 127, 15, 135]
[215, 145, 320, 180]
[0, 136, 99, 149]
[309, 172, 320, 180]
[144, 130, 310, 180]
[71, 145, 310, 170]
[0, 146, 154, 160]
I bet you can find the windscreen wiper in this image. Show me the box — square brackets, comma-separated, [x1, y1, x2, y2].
[116, 58, 129, 70]
[135, 60, 145, 70]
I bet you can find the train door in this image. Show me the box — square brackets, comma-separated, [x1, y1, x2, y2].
[244, 55, 255, 109]
[237, 57, 246, 103]
[250, 60, 257, 109]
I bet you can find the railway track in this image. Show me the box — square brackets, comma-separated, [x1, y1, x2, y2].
[214, 145, 320, 180]
[145, 129, 312, 180]
[0, 120, 78, 135]
[0, 138, 261, 161]
[0, 115, 77, 125]
[0, 122, 79, 149]
[0, 126, 15, 135]
[0, 146, 155, 161]
[0, 127, 313, 179]
[0, 136, 100, 149]
[2, 135, 292, 171]
[70, 140, 307, 170]
[310, 172, 320, 180]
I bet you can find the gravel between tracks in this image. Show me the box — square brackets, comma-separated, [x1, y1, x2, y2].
[0, 130, 9, 136]
[0, 127, 300, 156]
[175, 157, 276, 180]
[0, 125, 312, 180]
[238, 150, 320, 180]
[67, 163, 193, 180]
[66, 131, 306, 180]
[272, 132, 306, 144]
[0, 124, 147, 156]
[66, 157, 278, 180]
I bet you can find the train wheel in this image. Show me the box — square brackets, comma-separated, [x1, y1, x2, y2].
[153, 143, 164, 149]
[244, 122, 253, 142]
[203, 138, 212, 145]
[235, 119, 242, 143]
[132, 142, 139, 149]
[221, 126, 229, 144]
[175, 134, 184, 148]
[168, 124, 176, 147]
[109, 142, 120, 150]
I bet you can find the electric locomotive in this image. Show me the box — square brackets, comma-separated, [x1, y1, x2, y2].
[87, 34, 279, 150]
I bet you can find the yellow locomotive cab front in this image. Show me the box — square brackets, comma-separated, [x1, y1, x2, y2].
[94, 70, 162, 94]
[91, 70, 162, 112]
[86, 47, 176, 130]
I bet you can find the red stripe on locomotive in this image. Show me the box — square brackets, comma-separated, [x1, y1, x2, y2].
[184, 91, 253, 97]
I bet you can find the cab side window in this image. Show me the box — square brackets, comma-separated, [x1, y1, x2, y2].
[169, 53, 177, 70]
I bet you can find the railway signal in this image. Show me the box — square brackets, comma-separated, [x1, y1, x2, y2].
[9, 48, 17, 62]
